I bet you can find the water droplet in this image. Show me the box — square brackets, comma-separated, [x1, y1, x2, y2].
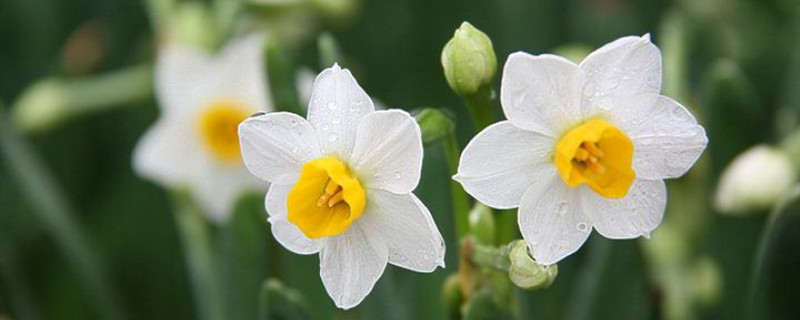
[327, 101, 337, 110]
[373, 169, 381, 177]
[327, 133, 338, 142]
[289, 119, 298, 127]
[641, 232, 651, 239]
[393, 171, 402, 180]
[556, 202, 569, 216]
[291, 146, 299, 154]
[576, 222, 589, 232]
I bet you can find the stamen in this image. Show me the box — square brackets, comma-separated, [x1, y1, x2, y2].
[586, 161, 605, 174]
[583, 141, 604, 158]
[324, 179, 340, 195]
[316, 193, 333, 207]
[574, 148, 590, 161]
[327, 191, 344, 207]
[317, 179, 343, 207]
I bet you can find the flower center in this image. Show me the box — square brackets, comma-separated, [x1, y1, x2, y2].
[554, 119, 635, 198]
[287, 157, 366, 238]
[196, 100, 253, 163]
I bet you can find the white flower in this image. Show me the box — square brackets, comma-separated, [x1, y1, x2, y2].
[715, 145, 797, 213]
[455, 35, 708, 265]
[238, 64, 445, 309]
[133, 35, 270, 223]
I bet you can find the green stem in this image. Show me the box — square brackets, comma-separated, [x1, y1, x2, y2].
[567, 237, 612, 320]
[171, 191, 226, 320]
[470, 240, 511, 272]
[463, 85, 494, 131]
[749, 185, 800, 318]
[0, 108, 127, 320]
[444, 131, 471, 239]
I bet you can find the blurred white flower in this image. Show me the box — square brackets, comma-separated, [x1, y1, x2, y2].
[715, 145, 797, 213]
[133, 35, 270, 223]
[455, 35, 708, 265]
[239, 64, 445, 309]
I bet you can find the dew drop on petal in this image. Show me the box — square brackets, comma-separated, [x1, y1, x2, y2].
[576, 222, 589, 232]
[327, 133, 338, 142]
[556, 202, 569, 216]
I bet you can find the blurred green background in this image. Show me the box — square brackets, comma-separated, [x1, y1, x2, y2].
[1, 0, 798, 319]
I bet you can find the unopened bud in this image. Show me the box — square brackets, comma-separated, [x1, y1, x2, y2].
[468, 203, 496, 245]
[12, 79, 70, 132]
[441, 22, 497, 96]
[415, 108, 455, 145]
[507, 240, 557, 290]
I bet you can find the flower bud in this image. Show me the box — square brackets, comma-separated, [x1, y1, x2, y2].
[715, 145, 798, 214]
[507, 240, 557, 290]
[468, 203, 495, 245]
[441, 22, 497, 96]
[441, 274, 463, 320]
[164, 2, 217, 49]
[12, 79, 70, 132]
[415, 108, 455, 145]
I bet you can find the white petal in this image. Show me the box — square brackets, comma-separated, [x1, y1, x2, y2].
[350, 110, 423, 194]
[580, 35, 661, 116]
[307, 64, 375, 160]
[239, 112, 322, 184]
[359, 190, 445, 272]
[265, 184, 322, 254]
[319, 223, 388, 309]
[609, 94, 707, 179]
[192, 164, 266, 223]
[133, 117, 203, 186]
[501, 52, 584, 137]
[518, 172, 592, 265]
[156, 35, 271, 117]
[213, 35, 272, 112]
[454, 121, 554, 209]
[580, 179, 666, 239]
[155, 43, 215, 117]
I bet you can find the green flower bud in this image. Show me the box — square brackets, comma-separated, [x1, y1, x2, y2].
[12, 79, 70, 132]
[441, 22, 497, 96]
[691, 256, 722, 306]
[415, 108, 455, 145]
[164, 2, 218, 49]
[442, 274, 463, 320]
[507, 240, 557, 290]
[468, 203, 496, 245]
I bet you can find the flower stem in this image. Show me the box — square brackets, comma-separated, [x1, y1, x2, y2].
[462, 84, 494, 131]
[567, 237, 613, 320]
[469, 239, 511, 272]
[444, 131, 471, 239]
[171, 191, 226, 320]
[0, 107, 127, 320]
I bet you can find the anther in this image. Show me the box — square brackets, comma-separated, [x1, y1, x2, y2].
[574, 148, 589, 161]
[583, 141, 604, 158]
[327, 191, 344, 207]
[586, 161, 605, 175]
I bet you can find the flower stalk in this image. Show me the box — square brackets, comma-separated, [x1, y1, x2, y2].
[171, 190, 226, 320]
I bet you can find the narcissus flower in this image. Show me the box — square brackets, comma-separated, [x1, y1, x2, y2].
[133, 35, 270, 222]
[239, 64, 445, 309]
[455, 35, 707, 265]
